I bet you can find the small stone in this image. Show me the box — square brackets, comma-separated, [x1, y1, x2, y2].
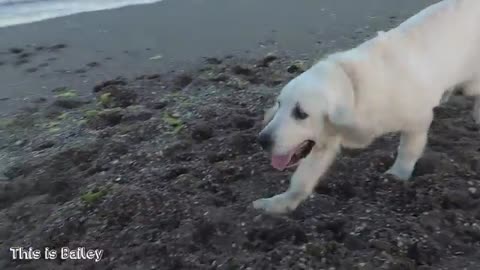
[9, 47, 23, 54]
[148, 100, 168, 110]
[122, 105, 153, 122]
[370, 239, 392, 252]
[52, 97, 88, 109]
[287, 60, 307, 73]
[18, 52, 31, 59]
[49, 44, 67, 50]
[442, 190, 474, 210]
[344, 235, 366, 250]
[32, 97, 47, 104]
[468, 187, 477, 195]
[25, 67, 38, 73]
[226, 77, 249, 89]
[93, 78, 127, 92]
[87, 62, 100, 68]
[15, 59, 29, 66]
[173, 73, 193, 89]
[96, 108, 124, 126]
[34, 140, 55, 151]
[297, 263, 307, 269]
[257, 53, 278, 67]
[232, 115, 255, 130]
[97, 85, 137, 108]
[146, 74, 161, 80]
[14, 139, 27, 146]
[3, 163, 29, 179]
[231, 65, 253, 76]
[209, 73, 229, 82]
[162, 141, 191, 157]
[191, 122, 213, 141]
[204, 57, 222, 65]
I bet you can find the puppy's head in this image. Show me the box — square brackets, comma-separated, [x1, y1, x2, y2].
[258, 61, 355, 170]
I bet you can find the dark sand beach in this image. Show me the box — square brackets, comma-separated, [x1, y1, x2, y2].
[5, 0, 480, 269]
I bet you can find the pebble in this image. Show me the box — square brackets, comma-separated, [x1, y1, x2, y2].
[297, 263, 307, 269]
[14, 139, 27, 146]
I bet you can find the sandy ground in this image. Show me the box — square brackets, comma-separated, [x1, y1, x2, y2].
[1, 50, 480, 270]
[0, 0, 438, 115]
[7, 1, 480, 270]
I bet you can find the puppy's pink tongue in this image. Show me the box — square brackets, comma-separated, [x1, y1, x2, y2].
[271, 155, 291, 171]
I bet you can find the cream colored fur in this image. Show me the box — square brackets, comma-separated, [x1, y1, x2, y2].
[254, 0, 480, 214]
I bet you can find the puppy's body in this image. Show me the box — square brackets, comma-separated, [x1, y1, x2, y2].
[254, 0, 480, 214]
[335, 0, 480, 138]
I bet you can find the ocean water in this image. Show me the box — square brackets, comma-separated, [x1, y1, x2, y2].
[0, 0, 163, 28]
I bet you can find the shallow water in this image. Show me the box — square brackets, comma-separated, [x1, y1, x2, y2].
[0, 0, 162, 28]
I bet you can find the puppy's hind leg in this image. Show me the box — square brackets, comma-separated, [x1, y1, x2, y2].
[386, 128, 429, 181]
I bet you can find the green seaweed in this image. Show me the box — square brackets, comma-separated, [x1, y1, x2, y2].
[44, 121, 61, 133]
[57, 112, 69, 121]
[163, 113, 183, 127]
[172, 125, 183, 134]
[54, 89, 78, 98]
[85, 110, 99, 119]
[99, 93, 112, 107]
[0, 118, 14, 129]
[162, 113, 185, 134]
[48, 127, 61, 133]
[81, 189, 108, 204]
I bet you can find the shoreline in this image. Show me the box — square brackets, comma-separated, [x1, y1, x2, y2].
[0, 0, 163, 28]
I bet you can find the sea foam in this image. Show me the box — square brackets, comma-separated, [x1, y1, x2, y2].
[0, 0, 162, 28]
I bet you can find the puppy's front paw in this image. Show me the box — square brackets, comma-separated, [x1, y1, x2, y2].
[385, 166, 412, 181]
[252, 194, 297, 214]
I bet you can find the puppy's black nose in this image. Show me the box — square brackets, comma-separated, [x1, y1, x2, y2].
[257, 132, 272, 151]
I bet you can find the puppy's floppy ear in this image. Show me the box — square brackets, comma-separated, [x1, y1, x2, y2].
[263, 103, 278, 126]
[326, 62, 356, 128]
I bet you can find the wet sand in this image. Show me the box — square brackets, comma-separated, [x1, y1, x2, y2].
[0, 0, 438, 115]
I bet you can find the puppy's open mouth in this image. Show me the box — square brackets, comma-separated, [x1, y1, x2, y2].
[271, 140, 315, 171]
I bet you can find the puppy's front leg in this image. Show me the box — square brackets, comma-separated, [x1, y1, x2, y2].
[253, 140, 340, 214]
[386, 130, 428, 180]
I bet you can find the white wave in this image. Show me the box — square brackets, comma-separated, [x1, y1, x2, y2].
[0, 0, 163, 28]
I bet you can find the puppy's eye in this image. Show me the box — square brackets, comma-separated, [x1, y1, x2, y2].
[293, 104, 308, 120]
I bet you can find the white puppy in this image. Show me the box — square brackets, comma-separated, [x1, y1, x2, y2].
[254, 0, 480, 214]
